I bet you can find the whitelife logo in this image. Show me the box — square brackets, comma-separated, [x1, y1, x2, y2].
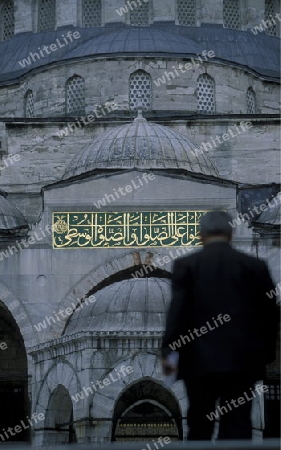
[153, 51, 215, 87]
[71, 365, 134, 403]
[93, 173, 156, 209]
[18, 31, 81, 68]
[206, 385, 268, 422]
[0, 413, 45, 442]
[169, 314, 231, 351]
[116, 0, 149, 17]
[250, 13, 281, 35]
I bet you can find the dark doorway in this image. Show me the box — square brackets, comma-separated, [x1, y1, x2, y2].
[44, 384, 77, 445]
[112, 379, 182, 442]
[0, 301, 29, 443]
[264, 380, 281, 438]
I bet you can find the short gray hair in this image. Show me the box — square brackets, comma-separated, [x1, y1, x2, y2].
[199, 211, 232, 238]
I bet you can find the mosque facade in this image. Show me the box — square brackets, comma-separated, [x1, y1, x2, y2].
[0, 0, 280, 445]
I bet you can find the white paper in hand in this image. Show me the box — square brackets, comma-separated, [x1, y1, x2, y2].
[163, 351, 179, 388]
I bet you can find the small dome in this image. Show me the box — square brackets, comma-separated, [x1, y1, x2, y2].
[62, 114, 219, 180]
[0, 192, 28, 234]
[64, 278, 171, 335]
[253, 192, 281, 227]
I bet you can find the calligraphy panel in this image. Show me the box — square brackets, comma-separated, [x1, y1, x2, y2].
[52, 211, 208, 248]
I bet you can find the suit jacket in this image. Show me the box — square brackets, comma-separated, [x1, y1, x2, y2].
[162, 241, 278, 379]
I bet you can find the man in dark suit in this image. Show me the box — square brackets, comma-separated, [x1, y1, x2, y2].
[162, 211, 278, 440]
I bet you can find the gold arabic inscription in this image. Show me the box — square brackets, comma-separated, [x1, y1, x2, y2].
[52, 211, 207, 248]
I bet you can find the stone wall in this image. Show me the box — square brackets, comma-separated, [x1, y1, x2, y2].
[0, 118, 278, 224]
[6, 0, 279, 35]
[0, 58, 279, 118]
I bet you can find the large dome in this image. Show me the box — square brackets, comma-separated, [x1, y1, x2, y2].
[62, 114, 219, 180]
[0, 26, 279, 84]
[64, 278, 171, 335]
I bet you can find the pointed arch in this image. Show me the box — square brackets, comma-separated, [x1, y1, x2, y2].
[197, 73, 215, 114]
[38, 0, 56, 32]
[46, 249, 176, 338]
[82, 0, 102, 27]
[0, 0, 14, 41]
[0, 300, 29, 443]
[44, 384, 77, 444]
[176, 0, 197, 26]
[66, 75, 85, 116]
[223, 0, 241, 29]
[24, 90, 35, 118]
[265, 0, 277, 36]
[129, 70, 152, 111]
[89, 353, 186, 441]
[129, 0, 151, 26]
[32, 361, 82, 445]
[0, 280, 38, 348]
[247, 87, 256, 114]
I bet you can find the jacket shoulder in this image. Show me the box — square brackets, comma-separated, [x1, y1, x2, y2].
[173, 249, 203, 267]
[231, 247, 267, 269]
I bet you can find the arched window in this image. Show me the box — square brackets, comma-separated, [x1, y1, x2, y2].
[66, 75, 85, 116]
[1, 0, 14, 41]
[247, 88, 256, 114]
[24, 90, 34, 118]
[197, 74, 215, 114]
[265, 0, 277, 36]
[38, 0, 56, 32]
[129, 0, 151, 26]
[129, 70, 152, 111]
[82, 0, 102, 27]
[177, 0, 196, 26]
[223, 0, 241, 29]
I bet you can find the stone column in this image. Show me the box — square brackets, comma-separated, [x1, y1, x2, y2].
[153, 0, 176, 23]
[14, 0, 33, 34]
[104, 0, 126, 25]
[200, 0, 224, 25]
[242, 0, 264, 30]
[56, 0, 78, 28]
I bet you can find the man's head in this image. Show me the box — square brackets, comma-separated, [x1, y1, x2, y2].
[199, 211, 232, 245]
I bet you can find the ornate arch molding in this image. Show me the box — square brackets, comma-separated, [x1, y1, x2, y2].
[0, 279, 38, 348]
[90, 353, 187, 422]
[49, 249, 184, 338]
[34, 361, 83, 424]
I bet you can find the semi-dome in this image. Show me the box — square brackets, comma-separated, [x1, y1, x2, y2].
[0, 191, 28, 234]
[64, 277, 171, 335]
[62, 113, 219, 180]
[253, 192, 281, 228]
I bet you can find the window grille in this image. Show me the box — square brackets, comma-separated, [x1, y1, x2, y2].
[129, 0, 150, 26]
[177, 0, 196, 26]
[66, 76, 85, 116]
[246, 88, 256, 114]
[82, 0, 102, 27]
[25, 91, 34, 118]
[197, 74, 215, 114]
[265, 384, 280, 400]
[223, 0, 241, 29]
[38, 0, 56, 32]
[1, 0, 14, 41]
[129, 71, 152, 111]
[265, 0, 277, 36]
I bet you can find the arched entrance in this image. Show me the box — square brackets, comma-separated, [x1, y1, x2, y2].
[44, 384, 77, 445]
[0, 301, 28, 443]
[112, 379, 182, 442]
